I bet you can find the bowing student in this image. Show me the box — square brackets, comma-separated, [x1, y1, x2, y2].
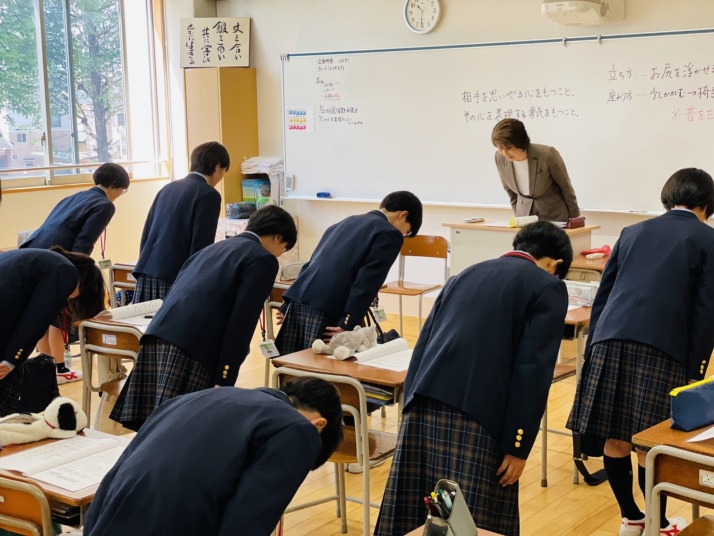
[110, 206, 298, 431]
[375, 221, 572, 536]
[275, 191, 423, 355]
[20, 162, 130, 256]
[131, 142, 228, 303]
[567, 168, 714, 536]
[0, 247, 105, 416]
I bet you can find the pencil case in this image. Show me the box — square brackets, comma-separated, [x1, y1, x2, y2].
[670, 377, 714, 431]
[423, 480, 478, 536]
[565, 216, 586, 229]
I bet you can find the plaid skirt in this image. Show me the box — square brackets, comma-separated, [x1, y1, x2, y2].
[274, 302, 330, 355]
[567, 340, 686, 443]
[132, 274, 171, 304]
[375, 397, 520, 536]
[109, 337, 212, 431]
[0, 367, 23, 417]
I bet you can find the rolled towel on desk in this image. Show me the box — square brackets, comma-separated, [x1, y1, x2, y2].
[508, 215, 538, 228]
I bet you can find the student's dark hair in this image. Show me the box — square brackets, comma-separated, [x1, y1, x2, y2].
[282, 376, 343, 469]
[661, 168, 714, 218]
[93, 163, 130, 189]
[491, 118, 531, 151]
[512, 221, 573, 279]
[189, 141, 230, 175]
[50, 246, 106, 320]
[246, 205, 298, 251]
[379, 191, 423, 237]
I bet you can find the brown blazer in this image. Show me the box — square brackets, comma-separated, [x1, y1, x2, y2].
[495, 143, 580, 221]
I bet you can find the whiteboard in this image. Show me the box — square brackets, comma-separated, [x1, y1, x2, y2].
[281, 30, 714, 212]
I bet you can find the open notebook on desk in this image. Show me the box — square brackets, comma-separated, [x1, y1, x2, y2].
[0, 435, 126, 492]
[353, 338, 412, 372]
[95, 300, 162, 333]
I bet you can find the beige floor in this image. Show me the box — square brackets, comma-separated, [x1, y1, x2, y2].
[59, 314, 712, 536]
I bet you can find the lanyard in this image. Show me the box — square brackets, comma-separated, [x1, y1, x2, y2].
[502, 251, 537, 265]
[99, 229, 107, 260]
[60, 309, 70, 351]
[259, 308, 267, 342]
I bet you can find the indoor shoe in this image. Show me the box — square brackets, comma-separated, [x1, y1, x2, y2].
[57, 368, 83, 385]
[619, 517, 646, 536]
[346, 458, 386, 474]
[660, 517, 687, 536]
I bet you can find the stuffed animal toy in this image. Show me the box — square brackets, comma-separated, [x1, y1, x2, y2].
[0, 397, 87, 447]
[312, 324, 378, 360]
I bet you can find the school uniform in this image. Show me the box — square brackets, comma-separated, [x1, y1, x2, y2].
[568, 209, 714, 443]
[132, 172, 221, 302]
[20, 186, 115, 255]
[0, 250, 78, 415]
[86, 387, 321, 536]
[111, 233, 278, 430]
[376, 253, 568, 536]
[275, 210, 403, 354]
[495, 143, 580, 222]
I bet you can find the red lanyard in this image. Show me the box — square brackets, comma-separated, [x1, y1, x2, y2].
[99, 229, 107, 259]
[60, 310, 70, 350]
[502, 251, 537, 265]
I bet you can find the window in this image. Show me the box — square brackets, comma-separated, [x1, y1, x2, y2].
[0, 0, 167, 186]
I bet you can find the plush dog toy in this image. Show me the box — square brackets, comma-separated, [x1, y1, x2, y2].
[312, 324, 378, 360]
[0, 397, 88, 447]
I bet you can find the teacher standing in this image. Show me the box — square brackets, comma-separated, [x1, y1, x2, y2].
[492, 118, 580, 222]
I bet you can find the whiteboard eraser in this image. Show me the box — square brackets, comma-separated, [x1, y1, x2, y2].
[585, 252, 605, 260]
[316, 192, 332, 198]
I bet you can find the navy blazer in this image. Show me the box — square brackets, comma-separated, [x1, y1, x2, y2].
[0, 250, 78, 367]
[404, 255, 568, 458]
[283, 210, 403, 330]
[133, 173, 221, 284]
[145, 233, 278, 385]
[587, 210, 714, 380]
[84, 387, 321, 536]
[20, 187, 115, 255]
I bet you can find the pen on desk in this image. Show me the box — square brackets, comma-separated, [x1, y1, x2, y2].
[144, 314, 154, 319]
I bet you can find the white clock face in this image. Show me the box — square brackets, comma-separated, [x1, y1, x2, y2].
[404, 0, 441, 34]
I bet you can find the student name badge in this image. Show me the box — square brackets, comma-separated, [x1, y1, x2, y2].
[98, 259, 112, 270]
[259, 339, 280, 358]
[371, 307, 388, 323]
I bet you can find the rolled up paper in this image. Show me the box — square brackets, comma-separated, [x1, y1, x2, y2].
[508, 215, 538, 228]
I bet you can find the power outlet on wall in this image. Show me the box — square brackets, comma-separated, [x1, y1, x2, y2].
[700, 469, 714, 488]
[285, 174, 294, 191]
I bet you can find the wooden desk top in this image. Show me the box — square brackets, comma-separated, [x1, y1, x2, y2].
[442, 222, 600, 235]
[564, 306, 591, 327]
[570, 254, 609, 272]
[271, 349, 407, 389]
[633, 420, 714, 458]
[404, 525, 502, 535]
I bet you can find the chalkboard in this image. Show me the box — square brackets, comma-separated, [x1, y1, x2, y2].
[281, 29, 714, 212]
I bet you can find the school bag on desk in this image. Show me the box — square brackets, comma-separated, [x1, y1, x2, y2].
[670, 377, 714, 431]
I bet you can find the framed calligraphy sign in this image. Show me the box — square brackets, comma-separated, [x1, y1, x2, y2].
[180, 17, 250, 68]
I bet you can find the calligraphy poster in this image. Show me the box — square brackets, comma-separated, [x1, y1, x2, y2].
[180, 18, 250, 68]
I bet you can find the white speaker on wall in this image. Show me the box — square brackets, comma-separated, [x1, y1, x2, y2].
[542, 0, 625, 26]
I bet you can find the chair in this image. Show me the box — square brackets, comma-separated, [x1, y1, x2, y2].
[108, 263, 137, 308]
[272, 367, 396, 536]
[0, 471, 54, 536]
[680, 516, 714, 536]
[379, 235, 450, 335]
[78, 320, 141, 429]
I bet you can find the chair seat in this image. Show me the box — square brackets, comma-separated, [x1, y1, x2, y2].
[329, 427, 398, 464]
[381, 280, 442, 296]
[99, 378, 127, 398]
[553, 363, 576, 382]
[680, 516, 714, 536]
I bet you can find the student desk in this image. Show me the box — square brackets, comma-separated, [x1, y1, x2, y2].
[633, 421, 714, 536]
[443, 222, 599, 276]
[404, 526, 502, 536]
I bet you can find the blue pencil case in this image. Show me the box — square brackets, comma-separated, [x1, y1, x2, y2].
[670, 377, 714, 432]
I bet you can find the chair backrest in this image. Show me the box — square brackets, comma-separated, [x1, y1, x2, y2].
[109, 264, 137, 308]
[272, 367, 370, 466]
[0, 471, 54, 536]
[398, 235, 450, 284]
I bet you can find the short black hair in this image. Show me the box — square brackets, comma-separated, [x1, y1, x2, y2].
[281, 377, 343, 469]
[491, 118, 531, 151]
[189, 142, 230, 175]
[512, 221, 573, 279]
[661, 168, 714, 218]
[49, 246, 106, 320]
[246, 205, 298, 251]
[379, 191, 423, 236]
[93, 163, 130, 189]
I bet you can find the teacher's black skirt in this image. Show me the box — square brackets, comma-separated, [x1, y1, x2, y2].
[567, 339, 686, 443]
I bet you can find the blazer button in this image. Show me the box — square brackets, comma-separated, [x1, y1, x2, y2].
[224, 365, 230, 370]
[517, 429, 524, 435]
[516, 435, 523, 441]
[515, 442, 521, 448]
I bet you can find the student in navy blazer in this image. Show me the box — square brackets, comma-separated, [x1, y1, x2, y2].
[87, 378, 342, 536]
[567, 168, 714, 536]
[275, 191, 423, 355]
[111, 206, 298, 431]
[376, 221, 572, 536]
[20, 163, 130, 255]
[132, 142, 228, 303]
[0, 247, 105, 415]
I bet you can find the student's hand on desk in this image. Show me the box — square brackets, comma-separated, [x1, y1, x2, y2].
[497, 455, 527, 486]
[275, 311, 285, 325]
[323, 326, 344, 342]
[0, 364, 10, 380]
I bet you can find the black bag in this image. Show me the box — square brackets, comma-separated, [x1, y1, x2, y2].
[572, 431, 608, 486]
[19, 354, 60, 413]
[365, 308, 401, 344]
